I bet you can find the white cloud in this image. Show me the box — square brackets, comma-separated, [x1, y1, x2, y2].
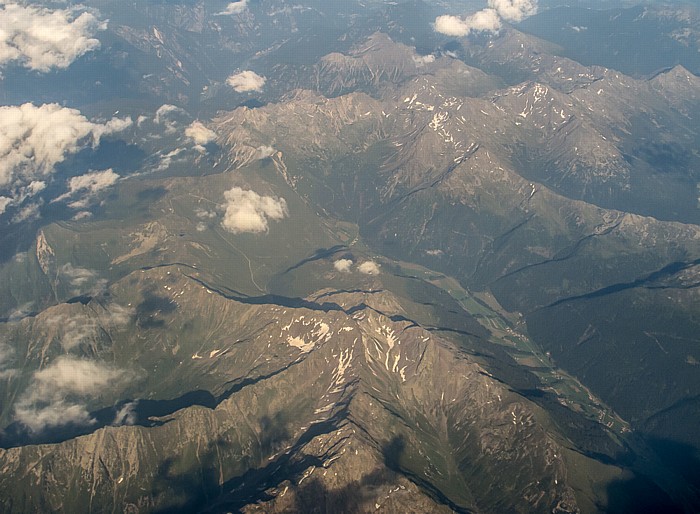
[434, 0, 537, 37]
[488, 0, 537, 22]
[412, 54, 436, 67]
[0, 103, 130, 216]
[153, 104, 187, 135]
[54, 168, 119, 208]
[0, 3, 104, 72]
[257, 145, 276, 159]
[434, 10, 501, 37]
[14, 356, 131, 432]
[11, 200, 41, 223]
[58, 263, 107, 296]
[334, 259, 353, 272]
[358, 261, 380, 275]
[42, 303, 132, 351]
[227, 70, 266, 93]
[221, 187, 288, 234]
[216, 0, 248, 15]
[0, 196, 12, 214]
[154, 104, 181, 124]
[72, 210, 92, 220]
[113, 401, 138, 426]
[100, 303, 134, 327]
[185, 121, 217, 148]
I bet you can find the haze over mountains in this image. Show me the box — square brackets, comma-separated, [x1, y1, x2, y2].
[0, 1, 699, 512]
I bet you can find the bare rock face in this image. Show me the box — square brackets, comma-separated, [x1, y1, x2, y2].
[0, 272, 581, 513]
[2, 2, 700, 513]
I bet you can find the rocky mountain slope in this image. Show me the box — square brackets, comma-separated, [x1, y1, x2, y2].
[2, 1, 700, 513]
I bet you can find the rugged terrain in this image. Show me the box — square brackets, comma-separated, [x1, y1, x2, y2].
[1, 1, 700, 513]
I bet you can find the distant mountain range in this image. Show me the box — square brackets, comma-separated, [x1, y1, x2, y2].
[1, 1, 699, 512]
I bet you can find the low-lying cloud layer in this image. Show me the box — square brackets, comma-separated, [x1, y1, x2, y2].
[0, 103, 131, 217]
[0, 2, 104, 71]
[434, 0, 537, 37]
[15, 356, 131, 433]
[221, 187, 288, 234]
[227, 70, 266, 92]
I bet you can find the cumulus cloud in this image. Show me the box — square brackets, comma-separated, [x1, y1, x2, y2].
[434, 10, 501, 36]
[0, 3, 105, 72]
[216, 0, 248, 15]
[14, 356, 131, 432]
[54, 169, 119, 208]
[185, 121, 217, 152]
[227, 70, 266, 92]
[358, 261, 380, 275]
[0, 103, 131, 217]
[412, 54, 436, 67]
[221, 187, 288, 234]
[334, 258, 353, 272]
[434, 0, 537, 37]
[489, 0, 537, 22]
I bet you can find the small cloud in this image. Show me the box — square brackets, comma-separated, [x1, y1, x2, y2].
[334, 258, 353, 272]
[54, 169, 119, 208]
[0, 343, 17, 380]
[11, 200, 41, 224]
[153, 148, 186, 172]
[426, 249, 444, 256]
[154, 104, 182, 124]
[113, 401, 138, 426]
[0, 196, 11, 214]
[216, 0, 248, 16]
[14, 356, 132, 433]
[153, 104, 186, 134]
[489, 0, 537, 22]
[0, 3, 105, 72]
[100, 303, 134, 327]
[412, 54, 436, 67]
[257, 145, 276, 159]
[42, 303, 132, 351]
[72, 210, 92, 221]
[227, 70, 266, 93]
[58, 263, 107, 296]
[434, 0, 537, 37]
[185, 121, 217, 149]
[221, 187, 288, 234]
[358, 261, 380, 275]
